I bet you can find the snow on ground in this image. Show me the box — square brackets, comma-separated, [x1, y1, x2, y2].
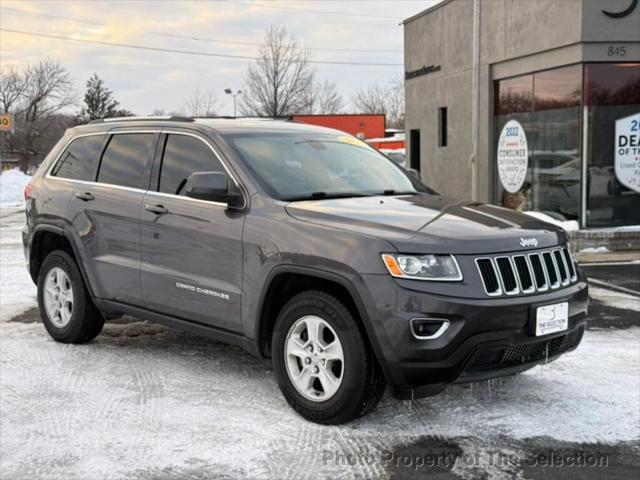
[589, 286, 640, 313]
[523, 211, 580, 232]
[0, 169, 30, 207]
[0, 208, 36, 319]
[1, 205, 639, 479]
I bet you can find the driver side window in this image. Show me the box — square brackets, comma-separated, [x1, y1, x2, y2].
[158, 134, 225, 196]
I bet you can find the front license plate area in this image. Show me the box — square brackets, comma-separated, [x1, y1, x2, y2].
[535, 302, 568, 336]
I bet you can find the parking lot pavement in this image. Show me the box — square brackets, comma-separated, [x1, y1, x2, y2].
[1, 206, 639, 479]
[581, 263, 640, 294]
[581, 263, 640, 330]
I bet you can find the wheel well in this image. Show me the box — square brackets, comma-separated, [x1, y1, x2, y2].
[29, 231, 75, 282]
[258, 272, 364, 358]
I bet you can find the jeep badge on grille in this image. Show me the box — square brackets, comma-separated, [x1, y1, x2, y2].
[520, 238, 538, 248]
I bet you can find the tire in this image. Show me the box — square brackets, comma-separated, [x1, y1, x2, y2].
[272, 290, 385, 424]
[37, 250, 104, 343]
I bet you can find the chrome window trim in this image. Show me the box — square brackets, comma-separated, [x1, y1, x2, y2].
[475, 257, 502, 296]
[410, 318, 450, 340]
[46, 128, 248, 210]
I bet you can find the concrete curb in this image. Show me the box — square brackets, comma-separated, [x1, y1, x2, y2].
[576, 251, 640, 264]
[569, 230, 640, 252]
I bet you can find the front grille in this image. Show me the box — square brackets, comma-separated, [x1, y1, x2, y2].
[501, 336, 565, 365]
[476, 246, 578, 297]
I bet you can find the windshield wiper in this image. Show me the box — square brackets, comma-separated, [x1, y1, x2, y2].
[381, 189, 418, 196]
[283, 191, 374, 201]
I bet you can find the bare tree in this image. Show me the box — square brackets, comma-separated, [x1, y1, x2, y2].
[0, 60, 76, 172]
[386, 75, 405, 129]
[240, 26, 314, 117]
[0, 67, 27, 113]
[300, 79, 344, 114]
[352, 75, 405, 129]
[181, 87, 219, 117]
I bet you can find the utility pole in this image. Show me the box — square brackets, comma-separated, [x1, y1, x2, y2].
[224, 89, 242, 117]
[469, 0, 481, 201]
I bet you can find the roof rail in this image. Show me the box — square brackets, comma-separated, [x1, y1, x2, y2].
[88, 115, 194, 124]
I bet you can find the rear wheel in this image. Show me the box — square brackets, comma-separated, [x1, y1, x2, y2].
[37, 250, 104, 343]
[272, 290, 385, 424]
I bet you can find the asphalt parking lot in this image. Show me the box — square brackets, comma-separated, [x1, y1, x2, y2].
[581, 263, 640, 329]
[1, 207, 639, 479]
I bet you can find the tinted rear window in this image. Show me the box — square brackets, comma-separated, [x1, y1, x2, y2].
[158, 134, 225, 195]
[51, 135, 104, 181]
[97, 133, 155, 189]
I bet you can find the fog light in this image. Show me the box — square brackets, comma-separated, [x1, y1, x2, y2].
[410, 318, 450, 339]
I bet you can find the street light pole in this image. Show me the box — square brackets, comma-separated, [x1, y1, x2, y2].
[224, 88, 242, 117]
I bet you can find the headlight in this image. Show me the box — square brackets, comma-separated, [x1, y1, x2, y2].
[381, 253, 463, 281]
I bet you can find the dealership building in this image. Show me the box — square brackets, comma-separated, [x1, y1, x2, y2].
[403, 0, 639, 229]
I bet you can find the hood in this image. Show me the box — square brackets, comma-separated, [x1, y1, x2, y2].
[285, 194, 568, 254]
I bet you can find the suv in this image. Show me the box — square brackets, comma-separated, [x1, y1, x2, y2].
[23, 117, 588, 424]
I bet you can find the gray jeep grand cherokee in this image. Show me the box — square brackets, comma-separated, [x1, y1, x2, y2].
[23, 117, 588, 424]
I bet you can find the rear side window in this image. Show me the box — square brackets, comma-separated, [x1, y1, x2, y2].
[97, 133, 155, 189]
[51, 135, 104, 181]
[158, 134, 225, 195]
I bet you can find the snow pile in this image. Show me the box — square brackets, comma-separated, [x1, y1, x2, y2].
[0, 169, 31, 207]
[578, 246, 611, 254]
[523, 211, 579, 232]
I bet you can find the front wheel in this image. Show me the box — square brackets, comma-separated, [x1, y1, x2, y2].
[272, 290, 385, 424]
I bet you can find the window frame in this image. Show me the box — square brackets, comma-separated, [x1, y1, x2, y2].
[96, 130, 159, 191]
[46, 128, 246, 209]
[48, 132, 109, 182]
[148, 130, 247, 209]
[156, 132, 227, 197]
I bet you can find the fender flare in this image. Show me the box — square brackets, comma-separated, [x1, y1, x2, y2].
[30, 224, 98, 298]
[254, 264, 388, 373]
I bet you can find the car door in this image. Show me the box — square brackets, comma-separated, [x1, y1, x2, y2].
[140, 131, 245, 333]
[65, 130, 158, 304]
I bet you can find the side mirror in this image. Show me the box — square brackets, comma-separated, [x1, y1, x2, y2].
[407, 168, 421, 180]
[185, 171, 244, 209]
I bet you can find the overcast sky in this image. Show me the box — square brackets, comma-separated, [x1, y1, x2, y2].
[0, 0, 439, 116]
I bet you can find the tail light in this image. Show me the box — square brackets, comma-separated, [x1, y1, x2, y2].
[24, 183, 33, 201]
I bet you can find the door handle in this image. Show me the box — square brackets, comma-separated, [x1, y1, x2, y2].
[144, 204, 168, 215]
[75, 192, 94, 201]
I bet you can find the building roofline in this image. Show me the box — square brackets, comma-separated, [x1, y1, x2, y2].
[403, 0, 454, 25]
[291, 113, 385, 118]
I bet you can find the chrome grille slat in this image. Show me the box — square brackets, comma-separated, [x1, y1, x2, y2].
[542, 252, 560, 288]
[495, 256, 519, 295]
[476, 245, 578, 297]
[562, 247, 577, 281]
[554, 249, 570, 286]
[528, 253, 549, 291]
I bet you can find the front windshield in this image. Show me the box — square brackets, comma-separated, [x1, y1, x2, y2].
[225, 132, 431, 200]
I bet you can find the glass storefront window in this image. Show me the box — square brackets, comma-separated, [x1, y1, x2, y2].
[584, 63, 640, 228]
[494, 65, 582, 221]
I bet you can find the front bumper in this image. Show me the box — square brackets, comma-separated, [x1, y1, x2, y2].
[359, 274, 589, 400]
